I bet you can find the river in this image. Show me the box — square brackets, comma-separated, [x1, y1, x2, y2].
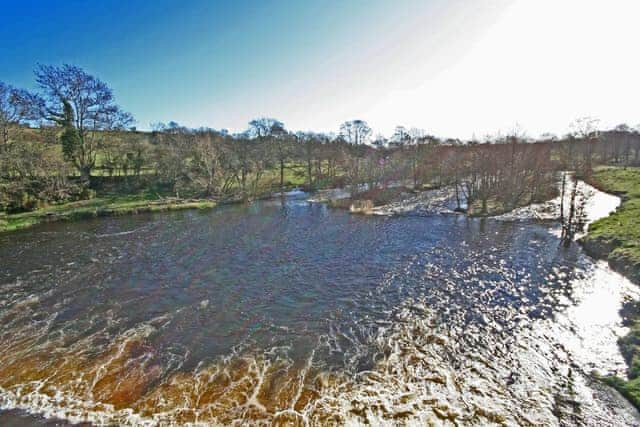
[0, 186, 638, 426]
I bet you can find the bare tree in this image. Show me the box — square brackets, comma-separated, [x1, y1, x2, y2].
[390, 126, 410, 147]
[295, 132, 324, 189]
[189, 131, 230, 196]
[555, 117, 600, 245]
[150, 123, 192, 196]
[569, 116, 600, 176]
[0, 82, 44, 146]
[340, 119, 372, 145]
[248, 118, 289, 189]
[35, 64, 133, 185]
[407, 128, 429, 188]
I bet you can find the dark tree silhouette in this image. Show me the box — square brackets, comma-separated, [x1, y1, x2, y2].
[340, 120, 372, 145]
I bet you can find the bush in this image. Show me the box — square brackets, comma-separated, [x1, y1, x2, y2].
[0, 141, 92, 213]
[0, 179, 89, 213]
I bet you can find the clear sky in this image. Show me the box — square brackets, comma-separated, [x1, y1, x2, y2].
[2, 0, 639, 139]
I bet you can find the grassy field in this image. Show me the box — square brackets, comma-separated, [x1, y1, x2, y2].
[260, 163, 309, 188]
[0, 193, 215, 233]
[582, 166, 640, 408]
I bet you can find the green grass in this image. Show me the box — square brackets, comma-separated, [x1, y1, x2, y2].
[583, 166, 640, 283]
[583, 166, 640, 408]
[602, 376, 640, 410]
[260, 163, 346, 189]
[260, 164, 307, 188]
[0, 193, 215, 233]
[601, 320, 640, 410]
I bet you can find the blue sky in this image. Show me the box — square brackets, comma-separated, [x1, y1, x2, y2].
[2, 0, 640, 138]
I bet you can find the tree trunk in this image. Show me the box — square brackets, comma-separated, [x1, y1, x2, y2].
[562, 176, 578, 247]
[280, 159, 285, 189]
[79, 166, 91, 187]
[559, 172, 566, 226]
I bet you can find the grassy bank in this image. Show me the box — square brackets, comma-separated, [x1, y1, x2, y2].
[0, 193, 215, 233]
[581, 166, 640, 408]
[601, 307, 640, 411]
[582, 167, 640, 283]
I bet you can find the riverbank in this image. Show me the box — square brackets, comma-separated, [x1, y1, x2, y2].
[579, 166, 640, 408]
[582, 167, 640, 284]
[0, 194, 216, 233]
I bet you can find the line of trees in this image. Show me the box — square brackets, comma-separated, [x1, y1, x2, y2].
[2, 64, 640, 215]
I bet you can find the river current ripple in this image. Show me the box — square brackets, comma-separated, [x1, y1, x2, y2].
[0, 188, 638, 426]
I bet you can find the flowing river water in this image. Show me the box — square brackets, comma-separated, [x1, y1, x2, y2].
[0, 185, 639, 426]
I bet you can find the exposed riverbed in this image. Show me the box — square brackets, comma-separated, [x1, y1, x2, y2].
[0, 185, 638, 425]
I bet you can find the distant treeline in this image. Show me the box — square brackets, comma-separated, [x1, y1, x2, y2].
[1, 65, 640, 214]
